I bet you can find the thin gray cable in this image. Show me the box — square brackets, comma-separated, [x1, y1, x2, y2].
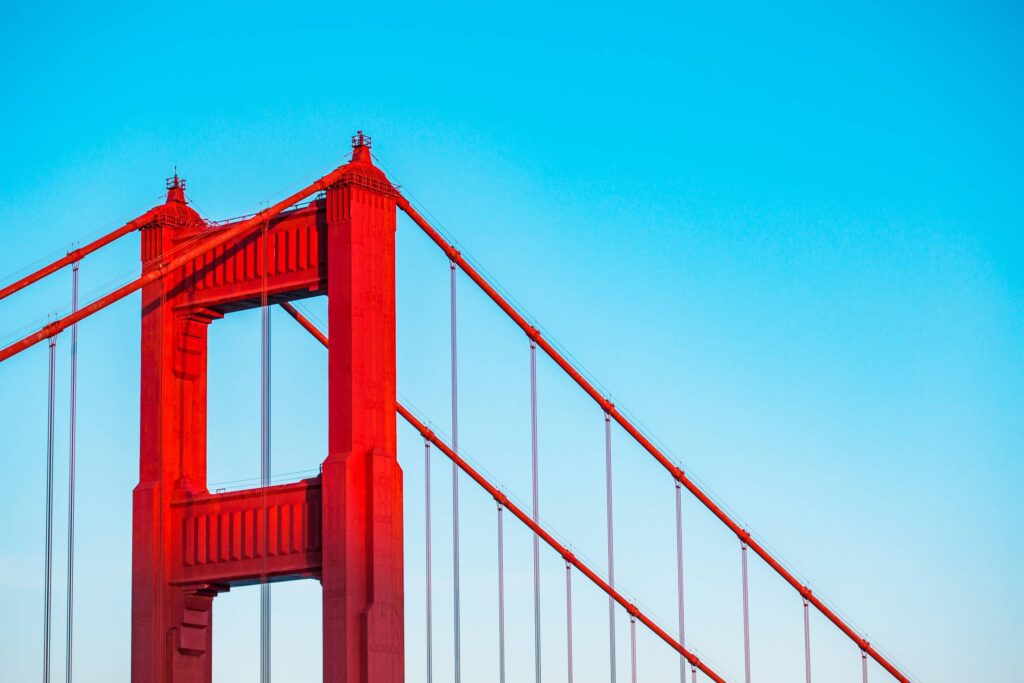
[43, 333, 56, 683]
[498, 503, 506, 683]
[260, 221, 272, 683]
[605, 412, 616, 683]
[630, 616, 638, 683]
[565, 562, 573, 683]
[394, 396, 736, 681]
[531, 339, 542, 683]
[450, 261, 462, 683]
[676, 480, 687, 683]
[803, 597, 812, 683]
[742, 542, 751, 683]
[425, 441, 434, 683]
[65, 262, 79, 683]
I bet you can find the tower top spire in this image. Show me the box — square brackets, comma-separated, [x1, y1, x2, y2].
[352, 130, 371, 149]
[337, 130, 395, 195]
[165, 171, 186, 204]
[351, 131, 373, 163]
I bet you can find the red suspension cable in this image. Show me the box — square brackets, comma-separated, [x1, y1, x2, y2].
[398, 405, 728, 683]
[0, 210, 155, 302]
[395, 195, 911, 683]
[0, 164, 350, 365]
[280, 303, 328, 345]
[278, 302, 730, 683]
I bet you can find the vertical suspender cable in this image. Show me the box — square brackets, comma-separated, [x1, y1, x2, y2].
[605, 412, 616, 683]
[425, 441, 434, 683]
[530, 339, 542, 683]
[497, 502, 506, 683]
[629, 616, 638, 683]
[43, 333, 57, 683]
[741, 541, 752, 683]
[675, 480, 686, 683]
[861, 651, 868, 683]
[565, 561, 573, 683]
[803, 597, 811, 683]
[692, 664, 698, 683]
[450, 260, 462, 683]
[260, 220, 271, 683]
[65, 261, 79, 683]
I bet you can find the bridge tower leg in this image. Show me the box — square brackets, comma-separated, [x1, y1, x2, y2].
[322, 135, 405, 682]
[132, 177, 222, 683]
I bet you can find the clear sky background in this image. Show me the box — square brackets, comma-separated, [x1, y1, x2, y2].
[0, 1, 1021, 681]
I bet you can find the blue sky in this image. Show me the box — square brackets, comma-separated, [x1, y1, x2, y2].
[0, 1, 1021, 681]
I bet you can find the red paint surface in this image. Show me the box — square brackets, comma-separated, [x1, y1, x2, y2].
[131, 140, 403, 682]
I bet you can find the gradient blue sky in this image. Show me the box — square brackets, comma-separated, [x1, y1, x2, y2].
[1, 1, 1021, 681]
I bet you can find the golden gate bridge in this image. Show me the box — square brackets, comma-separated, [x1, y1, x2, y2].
[0, 132, 914, 683]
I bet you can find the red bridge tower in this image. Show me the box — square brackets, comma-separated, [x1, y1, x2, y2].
[131, 134, 404, 682]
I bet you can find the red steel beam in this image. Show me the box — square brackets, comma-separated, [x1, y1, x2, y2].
[0, 209, 157, 302]
[0, 165, 350, 365]
[278, 301, 729, 683]
[396, 196, 911, 683]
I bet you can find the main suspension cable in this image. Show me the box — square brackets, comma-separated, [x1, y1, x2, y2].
[0, 210, 154, 302]
[0, 227, 209, 351]
[404, 402, 728, 683]
[278, 303, 731, 683]
[395, 195, 912, 683]
[1, 163, 350, 364]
